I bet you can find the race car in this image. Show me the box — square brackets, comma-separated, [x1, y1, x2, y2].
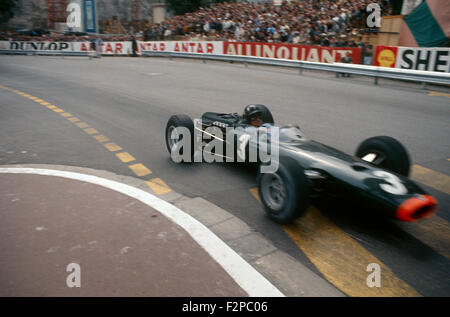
[165, 104, 438, 224]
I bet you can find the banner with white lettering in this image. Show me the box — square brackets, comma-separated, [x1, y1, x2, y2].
[138, 41, 223, 55]
[0, 41, 132, 55]
[224, 42, 361, 64]
[374, 45, 450, 72]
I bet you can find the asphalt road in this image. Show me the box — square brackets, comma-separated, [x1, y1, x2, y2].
[0, 55, 449, 296]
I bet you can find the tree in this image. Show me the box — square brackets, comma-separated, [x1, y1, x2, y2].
[0, 0, 18, 25]
[165, 0, 236, 16]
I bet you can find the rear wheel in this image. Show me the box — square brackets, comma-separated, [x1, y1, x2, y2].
[165, 114, 195, 162]
[257, 157, 310, 224]
[355, 136, 411, 177]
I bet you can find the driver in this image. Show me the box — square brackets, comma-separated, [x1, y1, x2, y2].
[243, 105, 265, 127]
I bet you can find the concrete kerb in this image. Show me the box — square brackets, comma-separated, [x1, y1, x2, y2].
[0, 164, 344, 297]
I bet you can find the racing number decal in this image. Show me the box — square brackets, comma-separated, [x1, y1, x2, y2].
[237, 135, 251, 161]
[373, 171, 407, 195]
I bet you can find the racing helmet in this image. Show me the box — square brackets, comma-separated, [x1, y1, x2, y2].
[243, 104, 262, 123]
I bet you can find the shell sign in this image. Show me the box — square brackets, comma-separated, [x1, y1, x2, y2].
[374, 46, 398, 67]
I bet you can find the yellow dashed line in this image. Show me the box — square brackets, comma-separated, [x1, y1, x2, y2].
[283, 207, 420, 297]
[249, 187, 261, 203]
[128, 163, 152, 177]
[146, 178, 171, 195]
[103, 142, 122, 152]
[429, 91, 450, 98]
[83, 128, 99, 135]
[249, 188, 420, 297]
[115, 152, 135, 163]
[68, 117, 80, 122]
[406, 216, 450, 260]
[93, 134, 110, 143]
[2, 84, 173, 199]
[75, 122, 89, 129]
[411, 164, 450, 195]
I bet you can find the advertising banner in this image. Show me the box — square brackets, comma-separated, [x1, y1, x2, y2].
[374, 45, 449, 72]
[223, 42, 361, 64]
[138, 41, 224, 55]
[0, 41, 132, 55]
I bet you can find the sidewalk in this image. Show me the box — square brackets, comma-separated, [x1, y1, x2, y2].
[0, 167, 280, 297]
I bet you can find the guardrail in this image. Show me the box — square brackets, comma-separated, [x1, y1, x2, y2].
[0, 50, 93, 58]
[142, 51, 450, 86]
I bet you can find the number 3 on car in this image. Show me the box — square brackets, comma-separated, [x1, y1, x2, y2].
[373, 170, 407, 195]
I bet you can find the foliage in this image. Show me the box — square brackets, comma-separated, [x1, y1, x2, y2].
[0, 0, 18, 24]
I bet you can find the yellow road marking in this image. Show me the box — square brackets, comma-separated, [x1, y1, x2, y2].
[406, 216, 450, 260]
[68, 117, 80, 122]
[52, 108, 64, 113]
[60, 112, 72, 117]
[34, 99, 45, 103]
[146, 178, 171, 195]
[249, 188, 420, 297]
[249, 187, 261, 203]
[40, 102, 51, 106]
[46, 105, 57, 109]
[411, 164, 450, 195]
[93, 134, 110, 143]
[115, 152, 135, 163]
[28, 96, 39, 100]
[284, 207, 420, 296]
[103, 142, 122, 152]
[429, 91, 450, 98]
[75, 122, 89, 129]
[83, 128, 99, 135]
[128, 163, 152, 177]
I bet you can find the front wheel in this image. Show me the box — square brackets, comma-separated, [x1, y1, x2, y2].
[355, 136, 411, 177]
[257, 157, 310, 224]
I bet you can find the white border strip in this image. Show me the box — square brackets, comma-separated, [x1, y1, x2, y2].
[0, 167, 284, 297]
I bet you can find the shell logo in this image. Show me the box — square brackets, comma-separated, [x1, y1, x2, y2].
[377, 49, 396, 67]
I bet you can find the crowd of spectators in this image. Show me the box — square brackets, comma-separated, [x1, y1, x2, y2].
[2, 0, 391, 50]
[144, 0, 391, 47]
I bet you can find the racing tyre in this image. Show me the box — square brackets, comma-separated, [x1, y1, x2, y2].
[256, 104, 274, 124]
[165, 114, 195, 162]
[355, 136, 411, 177]
[257, 157, 310, 224]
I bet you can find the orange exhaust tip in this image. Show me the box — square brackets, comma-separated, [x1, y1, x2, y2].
[396, 195, 438, 222]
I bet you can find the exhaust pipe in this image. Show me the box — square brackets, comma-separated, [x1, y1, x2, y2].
[396, 195, 438, 222]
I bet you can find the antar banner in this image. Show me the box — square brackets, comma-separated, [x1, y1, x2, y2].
[139, 41, 224, 55]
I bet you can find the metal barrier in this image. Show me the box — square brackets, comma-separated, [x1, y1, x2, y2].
[142, 51, 450, 86]
[0, 50, 93, 59]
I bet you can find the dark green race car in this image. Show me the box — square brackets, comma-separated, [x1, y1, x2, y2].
[165, 104, 438, 224]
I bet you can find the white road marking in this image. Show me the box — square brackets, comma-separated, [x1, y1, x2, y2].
[0, 167, 284, 297]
